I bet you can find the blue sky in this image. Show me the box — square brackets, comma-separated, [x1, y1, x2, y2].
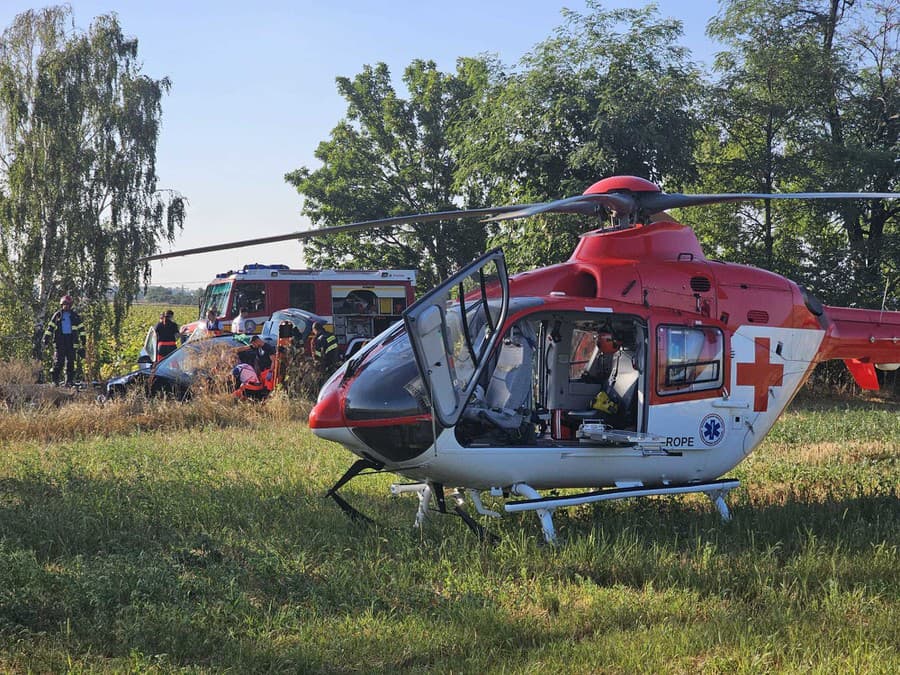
[1, 1, 723, 288]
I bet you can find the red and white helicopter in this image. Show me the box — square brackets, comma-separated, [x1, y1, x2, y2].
[147, 176, 900, 543]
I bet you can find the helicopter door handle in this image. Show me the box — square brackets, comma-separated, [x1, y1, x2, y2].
[712, 400, 750, 409]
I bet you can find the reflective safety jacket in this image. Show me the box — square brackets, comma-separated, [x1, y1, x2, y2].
[43, 309, 86, 349]
[314, 331, 340, 366]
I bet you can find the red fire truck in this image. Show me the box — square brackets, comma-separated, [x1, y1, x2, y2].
[182, 264, 417, 352]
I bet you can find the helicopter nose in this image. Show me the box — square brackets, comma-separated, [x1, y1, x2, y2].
[309, 376, 345, 429]
[308, 328, 435, 464]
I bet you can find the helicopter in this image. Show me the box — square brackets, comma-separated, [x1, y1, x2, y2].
[145, 176, 900, 543]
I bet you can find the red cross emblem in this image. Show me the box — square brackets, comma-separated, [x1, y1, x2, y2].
[736, 337, 784, 412]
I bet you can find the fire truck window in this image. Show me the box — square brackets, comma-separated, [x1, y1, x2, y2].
[201, 283, 231, 317]
[231, 283, 266, 315]
[656, 325, 724, 395]
[289, 283, 315, 312]
[334, 289, 377, 315]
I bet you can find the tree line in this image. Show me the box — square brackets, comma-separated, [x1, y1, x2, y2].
[138, 286, 201, 306]
[0, 1, 896, 375]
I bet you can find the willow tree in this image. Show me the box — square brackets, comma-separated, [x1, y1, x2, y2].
[0, 7, 184, 366]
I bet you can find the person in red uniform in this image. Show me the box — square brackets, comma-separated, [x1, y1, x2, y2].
[154, 310, 180, 361]
[232, 349, 268, 401]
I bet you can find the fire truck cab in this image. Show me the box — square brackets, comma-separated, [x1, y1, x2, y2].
[183, 264, 417, 354]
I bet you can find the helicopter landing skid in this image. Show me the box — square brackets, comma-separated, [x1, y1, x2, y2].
[325, 457, 383, 523]
[506, 479, 741, 544]
[390, 483, 500, 543]
[389, 481, 434, 529]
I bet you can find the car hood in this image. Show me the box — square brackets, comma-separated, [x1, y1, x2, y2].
[106, 369, 147, 388]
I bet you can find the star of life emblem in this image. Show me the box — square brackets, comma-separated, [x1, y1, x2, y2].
[699, 413, 725, 446]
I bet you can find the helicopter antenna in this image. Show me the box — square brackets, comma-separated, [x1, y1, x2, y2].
[880, 275, 892, 321]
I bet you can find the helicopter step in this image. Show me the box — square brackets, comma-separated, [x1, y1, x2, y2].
[505, 479, 740, 544]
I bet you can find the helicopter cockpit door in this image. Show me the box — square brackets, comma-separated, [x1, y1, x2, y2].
[404, 249, 510, 429]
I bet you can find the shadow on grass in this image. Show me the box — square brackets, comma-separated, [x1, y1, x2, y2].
[0, 469, 896, 671]
[788, 391, 900, 413]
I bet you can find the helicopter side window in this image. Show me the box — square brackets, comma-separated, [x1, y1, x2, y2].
[569, 328, 600, 381]
[656, 325, 724, 395]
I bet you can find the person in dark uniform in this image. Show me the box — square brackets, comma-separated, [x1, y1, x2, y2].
[43, 294, 86, 386]
[312, 322, 340, 371]
[154, 310, 180, 361]
[248, 335, 275, 372]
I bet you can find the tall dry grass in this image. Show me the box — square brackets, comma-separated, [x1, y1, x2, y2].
[0, 389, 312, 442]
[0, 351, 315, 442]
[0, 358, 78, 410]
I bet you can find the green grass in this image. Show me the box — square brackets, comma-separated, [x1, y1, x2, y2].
[0, 397, 897, 673]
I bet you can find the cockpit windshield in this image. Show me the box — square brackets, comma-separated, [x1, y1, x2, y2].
[343, 327, 429, 421]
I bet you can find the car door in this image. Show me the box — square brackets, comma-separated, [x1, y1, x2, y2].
[404, 249, 509, 428]
[138, 326, 157, 368]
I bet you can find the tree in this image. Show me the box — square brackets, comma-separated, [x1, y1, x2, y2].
[688, 0, 899, 308]
[687, 0, 823, 270]
[140, 286, 201, 305]
[0, 7, 184, 368]
[454, 2, 703, 270]
[285, 59, 492, 291]
[810, 0, 900, 307]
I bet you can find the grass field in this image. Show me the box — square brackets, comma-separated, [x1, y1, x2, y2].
[0, 394, 897, 673]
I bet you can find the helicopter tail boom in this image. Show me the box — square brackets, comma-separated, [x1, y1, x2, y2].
[819, 306, 900, 389]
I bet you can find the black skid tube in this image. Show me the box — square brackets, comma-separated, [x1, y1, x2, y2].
[325, 457, 384, 523]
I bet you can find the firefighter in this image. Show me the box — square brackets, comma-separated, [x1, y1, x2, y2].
[43, 294, 86, 386]
[312, 322, 340, 372]
[154, 309, 180, 361]
[248, 335, 275, 371]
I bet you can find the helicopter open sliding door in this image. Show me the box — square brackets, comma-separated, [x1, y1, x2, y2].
[404, 250, 510, 429]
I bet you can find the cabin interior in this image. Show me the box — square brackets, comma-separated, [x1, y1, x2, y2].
[457, 312, 647, 447]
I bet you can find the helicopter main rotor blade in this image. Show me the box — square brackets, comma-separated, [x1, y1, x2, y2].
[484, 192, 637, 222]
[484, 189, 900, 224]
[638, 191, 900, 214]
[142, 183, 900, 263]
[140, 204, 541, 262]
